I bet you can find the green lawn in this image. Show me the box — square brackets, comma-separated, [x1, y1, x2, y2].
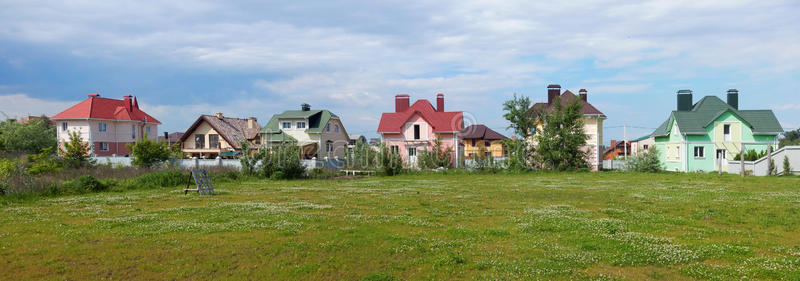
[2, 172, 800, 280]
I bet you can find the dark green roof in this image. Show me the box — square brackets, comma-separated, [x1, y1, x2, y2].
[259, 109, 339, 140]
[631, 134, 652, 142]
[652, 96, 782, 137]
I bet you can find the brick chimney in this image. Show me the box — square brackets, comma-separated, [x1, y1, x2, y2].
[395, 94, 410, 112]
[133, 96, 139, 109]
[123, 95, 133, 112]
[547, 84, 561, 104]
[301, 103, 311, 111]
[436, 93, 445, 112]
[248, 117, 257, 129]
[579, 89, 588, 102]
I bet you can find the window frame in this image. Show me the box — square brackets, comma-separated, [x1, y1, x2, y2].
[694, 146, 704, 158]
[723, 124, 731, 142]
[208, 134, 219, 149]
[131, 125, 136, 139]
[99, 142, 109, 151]
[282, 122, 291, 129]
[195, 134, 205, 149]
[98, 123, 107, 132]
[413, 124, 420, 140]
[62, 122, 67, 131]
[296, 121, 306, 129]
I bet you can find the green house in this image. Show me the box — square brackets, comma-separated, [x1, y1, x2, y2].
[259, 104, 350, 159]
[653, 89, 782, 172]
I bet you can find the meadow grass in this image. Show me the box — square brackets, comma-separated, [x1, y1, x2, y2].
[1, 172, 799, 280]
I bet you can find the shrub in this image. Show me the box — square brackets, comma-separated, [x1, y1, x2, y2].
[733, 149, 767, 161]
[130, 170, 187, 189]
[25, 147, 62, 175]
[60, 130, 94, 168]
[346, 141, 377, 170]
[377, 144, 403, 176]
[62, 175, 107, 194]
[783, 155, 791, 176]
[0, 117, 57, 154]
[127, 134, 171, 169]
[625, 147, 664, 173]
[417, 138, 453, 169]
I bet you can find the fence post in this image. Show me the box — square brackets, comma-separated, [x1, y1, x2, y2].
[767, 145, 773, 176]
[193, 157, 198, 168]
[217, 156, 222, 167]
[740, 143, 745, 177]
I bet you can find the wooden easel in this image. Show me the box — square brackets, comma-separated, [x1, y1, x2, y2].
[184, 169, 216, 195]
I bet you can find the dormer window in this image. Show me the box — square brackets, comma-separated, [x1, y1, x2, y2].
[413, 124, 420, 140]
[282, 122, 291, 129]
[297, 121, 306, 129]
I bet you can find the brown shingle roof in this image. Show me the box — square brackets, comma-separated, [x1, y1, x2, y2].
[179, 115, 261, 150]
[529, 90, 606, 117]
[461, 124, 508, 140]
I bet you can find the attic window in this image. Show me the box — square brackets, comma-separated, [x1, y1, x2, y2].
[413, 124, 420, 140]
[335, 124, 339, 133]
[297, 122, 306, 129]
[282, 122, 291, 129]
[723, 124, 731, 142]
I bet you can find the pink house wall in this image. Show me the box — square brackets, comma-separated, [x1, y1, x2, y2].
[382, 114, 460, 166]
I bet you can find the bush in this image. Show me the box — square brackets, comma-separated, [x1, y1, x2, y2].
[256, 143, 306, 180]
[625, 147, 664, 173]
[346, 141, 377, 170]
[417, 138, 453, 169]
[62, 175, 107, 194]
[784, 155, 792, 176]
[0, 117, 57, 154]
[378, 144, 403, 176]
[130, 170, 187, 189]
[733, 149, 767, 161]
[25, 147, 62, 175]
[61, 130, 94, 168]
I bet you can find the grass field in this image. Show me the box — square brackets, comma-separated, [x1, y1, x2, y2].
[2, 172, 800, 280]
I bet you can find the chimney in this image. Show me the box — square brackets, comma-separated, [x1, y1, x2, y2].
[215, 112, 224, 118]
[579, 89, 588, 102]
[164, 131, 169, 142]
[248, 117, 257, 129]
[395, 94, 410, 112]
[88, 93, 100, 98]
[547, 84, 561, 104]
[301, 103, 311, 111]
[436, 93, 445, 112]
[727, 89, 739, 110]
[123, 95, 133, 112]
[133, 96, 139, 109]
[676, 89, 693, 111]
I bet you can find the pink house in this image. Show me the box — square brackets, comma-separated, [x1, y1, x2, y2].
[377, 94, 463, 167]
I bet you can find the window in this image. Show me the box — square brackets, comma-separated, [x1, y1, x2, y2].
[716, 149, 727, 160]
[296, 121, 306, 129]
[99, 142, 109, 151]
[390, 145, 399, 154]
[694, 146, 704, 158]
[282, 122, 291, 129]
[723, 124, 731, 142]
[326, 140, 333, 153]
[413, 124, 420, 140]
[408, 147, 417, 156]
[485, 151, 492, 158]
[98, 123, 107, 132]
[471, 139, 475, 146]
[675, 145, 680, 159]
[643, 145, 649, 150]
[349, 139, 355, 146]
[131, 125, 136, 139]
[485, 141, 491, 147]
[62, 122, 67, 131]
[335, 124, 339, 133]
[145, 126, 151, 136]
[326, 124, 330, 132]
[209, 134, 219, 149]
[195, 134, 205, 149]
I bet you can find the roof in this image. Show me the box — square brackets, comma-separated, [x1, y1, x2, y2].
[461, 125, 508, 140]
[52, 95, 161, 124]
[157, 132, 184, 143]
[529, 90, 606, 117]
[377, 99, 463, 133]
[259, 108, 341, 141]
[179, 115, 261, 150]
[652, 95, 783, 137]
[630, 134, 652, 142]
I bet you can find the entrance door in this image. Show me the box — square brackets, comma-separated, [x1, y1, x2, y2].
[408, 147, 417, 165]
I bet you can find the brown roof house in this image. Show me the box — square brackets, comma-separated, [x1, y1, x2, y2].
[527, 84, 607, 170]
[461, 124, 508, 159]
[179, 113, 261, 158]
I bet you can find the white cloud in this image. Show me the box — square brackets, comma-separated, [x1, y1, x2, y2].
[0, 94, 77, 119]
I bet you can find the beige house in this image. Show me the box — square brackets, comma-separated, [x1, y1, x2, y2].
[629, 134, 655, 155]
[179, 113, 261, 158]
[260, 104, 350, 159]
[527, 85, 606, 170]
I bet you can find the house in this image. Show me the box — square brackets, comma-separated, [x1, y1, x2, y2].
[653, 89, 782, 172]
[348, 134, 367, 147]
[158, 132, 184, 146]
[179, 113, 260, 159]
[259, 104, 350, 159]
[603, 140, 631, 160]
[51, 93, 160, 156]
[629, 134, 654, 155]
[377, 94, 463, 166]
[461, 124, 508, 159]
[527, 85, 606, 170]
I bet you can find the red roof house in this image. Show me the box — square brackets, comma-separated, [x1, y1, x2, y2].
[52, 94, 161, 157]
[377, 94, 463, 167]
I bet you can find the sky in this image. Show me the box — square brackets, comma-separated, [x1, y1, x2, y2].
[1, 0, 799, 144]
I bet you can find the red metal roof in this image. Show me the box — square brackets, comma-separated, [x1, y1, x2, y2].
[377, 99, 463, 133]
[51, 94, 161, 124]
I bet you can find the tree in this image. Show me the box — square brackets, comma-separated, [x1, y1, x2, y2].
[347, 141, 377, 170]
[377, 144, 403, 176]
[127, 134, 170, 169]
[239, 140, 260, 176]
[61, 130, 93, 168]
[625, 147, 664, 173]
[501, 138, 535, 171]
[0, 117, 57, 154]
[502, 94, 535, 139]
[535, 98, 589, 171]
[417, 138, 453, 169]
[780, 129, 800, 148]
[783, 155, 792, 176]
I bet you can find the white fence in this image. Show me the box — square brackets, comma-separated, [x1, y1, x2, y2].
[728, 146, 800, 176]
[602, 159, 628, 170]
[91, 157, 344, 171]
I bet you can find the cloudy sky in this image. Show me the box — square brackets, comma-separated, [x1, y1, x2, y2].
[1, 0, 798, 143]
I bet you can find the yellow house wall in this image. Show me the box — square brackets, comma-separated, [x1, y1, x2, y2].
[462, 139, 505, 158]
[182, 121, 231, 153]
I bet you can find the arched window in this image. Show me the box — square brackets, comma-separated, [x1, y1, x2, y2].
[326, 140, 333, 153]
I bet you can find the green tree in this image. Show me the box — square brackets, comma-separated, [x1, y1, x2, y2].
[535, 98, 589, 171]
[239, 140, 260, 176]
[61, 130, 93, 168]
[502, 94, 535, 139]
[779, 129, 800, 148]
[0, 117, 57, 154]
[347, 141, 377, 170]
[625, 147, 664, 173]
[127, 134, 170, 169]
[417, 138, 453, 169]
[783, 155, 792, 176]
[377, 144, 403, 176]
[501, 138, 535, 171]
